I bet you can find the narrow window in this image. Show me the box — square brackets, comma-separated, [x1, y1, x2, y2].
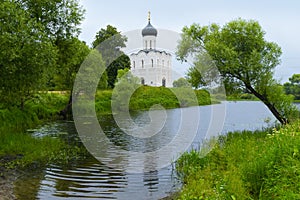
[150, 40, 152, 49]
[151, 59, 154, 67]
[157, 59, 159, 66]
[133, 61, 135, 68]
[142, 60, 144, 68]
[162, 60, 164, 67]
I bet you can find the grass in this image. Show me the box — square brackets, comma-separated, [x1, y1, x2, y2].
[226, 93, 258, 101]
[0, 132, 84, 170]
[0, 92, 68, 133]
[0, 92, 87, 171]
[176, 120, 300, 199]
[95, 86, 212, 114]
[1, 87, 211, 170]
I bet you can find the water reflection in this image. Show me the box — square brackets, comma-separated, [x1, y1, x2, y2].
[15, 101, 286, 199]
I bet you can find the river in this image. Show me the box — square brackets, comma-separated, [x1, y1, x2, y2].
[9, 101, 300, 199]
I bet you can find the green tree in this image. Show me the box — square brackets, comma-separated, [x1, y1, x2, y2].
[284, 74, 300, 100]
[17, 0, 84, 41]
[112, 68, 140, 111]
[92, 25, 131, 88]
[0, 0, 57, 108]
[177, 19, 298, 124]
[173, 78, 191, 88]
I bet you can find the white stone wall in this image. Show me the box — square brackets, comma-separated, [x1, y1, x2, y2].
[130, 50, 172, 87]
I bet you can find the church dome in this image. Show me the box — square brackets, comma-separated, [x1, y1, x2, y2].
[142, 22, 157, 36]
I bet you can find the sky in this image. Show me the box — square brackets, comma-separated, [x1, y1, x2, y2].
[78, 0, 300, 82]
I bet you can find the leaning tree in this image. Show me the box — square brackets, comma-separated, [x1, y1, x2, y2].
[177, 18, 298, 124]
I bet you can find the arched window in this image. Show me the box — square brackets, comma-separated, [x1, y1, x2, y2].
[133, 61, 135, 68]
[151, 59, 154, 67]
[141, 77, 145, 85]
[142, 60, 144, 68]
[150, 40, 152, 49]
[162, 78, 166, 87]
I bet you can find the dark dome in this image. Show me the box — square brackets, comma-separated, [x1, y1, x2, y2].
[142, 22, 157, 37]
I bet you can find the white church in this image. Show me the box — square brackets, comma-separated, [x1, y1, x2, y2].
[130, 13, 172, 87]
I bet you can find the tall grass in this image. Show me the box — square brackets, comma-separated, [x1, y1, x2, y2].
[0, 131, 84, 170]
[0, 93, 86, 171]
[176, 121, 300, 199]
[0, 93, 68, 133]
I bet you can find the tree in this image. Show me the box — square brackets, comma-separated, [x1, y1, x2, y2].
[112, 68, 140, 111]
[284, 74, 300, 100]
[49, 38, 90, 90]
[17, 0, 84, 41]
[0, 0, 57, 108]
[177, 19, 298, 124]
[173, 78, 191, 88]
[0, 0, 85, 110]
[92, 25, 131, 88]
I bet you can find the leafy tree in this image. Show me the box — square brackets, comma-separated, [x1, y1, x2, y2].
[16, 0, 84, 41]
[49, 38, 90, 90]
[173, 78, 191, 88]
[112, 68, 140, 111]
[284, 74, 300, 100]
[92, 25, 131, 88]
[177, 19, 298, 124]
[0, 0, 57, 108]
[0, 0, 85, 110]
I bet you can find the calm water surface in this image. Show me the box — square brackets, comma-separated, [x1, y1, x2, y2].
[14, 101, 288, 199]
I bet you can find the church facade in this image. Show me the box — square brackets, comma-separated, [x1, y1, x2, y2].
[130, 13, 172, 87]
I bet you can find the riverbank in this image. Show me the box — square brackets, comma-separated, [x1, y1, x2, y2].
[0, 93, 87, 173]
[95, 86, 212, 114]
[176, 120, 300, 199]
[1, 87, 212, 171]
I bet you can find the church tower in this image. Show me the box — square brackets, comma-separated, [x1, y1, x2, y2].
[130, 12, 172, 87]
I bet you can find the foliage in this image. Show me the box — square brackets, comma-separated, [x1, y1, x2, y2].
[284, 74, 300, 100]
[0, 0, 85, 108]
[112, 68, 141, 111]
[0, 0, 57, 108]
[177, 18, 297, 124]
[17, 0, 84, 40]
[0, 92, 87, 170]
[173, 78, 192, 88]
[49, 38, 92, 90]
[92, 25, 131, 88]
[176, 121, 300, 199]
[0, 93, 68, 133]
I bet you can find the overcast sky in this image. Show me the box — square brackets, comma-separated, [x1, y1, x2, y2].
[78, 0, 300, 82]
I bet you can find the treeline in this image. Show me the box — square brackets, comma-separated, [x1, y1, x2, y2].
[284, 74, 300, 101]
[0, 1, 130, 117]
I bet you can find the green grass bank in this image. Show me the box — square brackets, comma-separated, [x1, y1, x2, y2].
[1, 86, 212, 171]
[176, 121, 300, 199]
[0, 93, 86, 172]
[95, 86, 212, 114]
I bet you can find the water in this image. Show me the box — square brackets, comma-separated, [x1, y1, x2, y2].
[13, 101, 284, 199]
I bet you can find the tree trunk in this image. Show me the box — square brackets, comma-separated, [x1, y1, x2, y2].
[245, 84, 288, 125]
[59, 93, 72, 120]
